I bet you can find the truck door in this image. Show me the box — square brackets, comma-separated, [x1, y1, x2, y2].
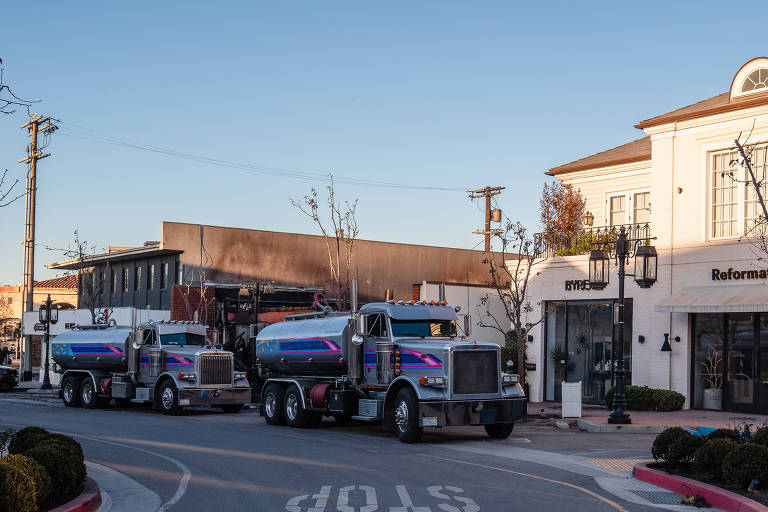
[365, 313, 393, 385]
[138, 328, 163, 382]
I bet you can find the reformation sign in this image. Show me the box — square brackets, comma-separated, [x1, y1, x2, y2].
[712, 268, 768, 281]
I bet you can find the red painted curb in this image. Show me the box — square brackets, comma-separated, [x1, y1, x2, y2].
[633, 463, 768, 512]
[48, 477, 102, 512]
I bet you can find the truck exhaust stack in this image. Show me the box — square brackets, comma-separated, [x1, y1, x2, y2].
[347, 279, 363, 382]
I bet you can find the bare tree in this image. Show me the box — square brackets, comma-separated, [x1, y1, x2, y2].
[477, 218, 546, 386]
[178, 226, 214, 325]
[291, 176, 359, 311]
[64, 230, 110, 324]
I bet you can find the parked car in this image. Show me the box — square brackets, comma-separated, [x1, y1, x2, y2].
[0, 365, 19, 390]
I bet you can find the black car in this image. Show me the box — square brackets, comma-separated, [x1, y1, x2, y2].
[0, 365, 19, 390]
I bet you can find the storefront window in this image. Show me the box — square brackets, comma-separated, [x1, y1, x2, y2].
[544, 302, 565, 401]
[692, 314, 724, 410]
[728, 313, 755, 405]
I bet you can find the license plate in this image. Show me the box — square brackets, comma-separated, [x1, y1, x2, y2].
[422, 416, 438, 427]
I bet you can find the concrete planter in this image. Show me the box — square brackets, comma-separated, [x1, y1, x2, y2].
[703, 388, 722, 410]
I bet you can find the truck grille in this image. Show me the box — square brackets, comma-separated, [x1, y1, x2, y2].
[199, 354, 232, 385]
[453, 350, 498, 395]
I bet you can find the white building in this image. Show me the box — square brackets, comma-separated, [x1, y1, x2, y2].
[526, 57, 768, 414]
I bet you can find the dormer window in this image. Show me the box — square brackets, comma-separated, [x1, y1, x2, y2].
[742, 69, 768, 93]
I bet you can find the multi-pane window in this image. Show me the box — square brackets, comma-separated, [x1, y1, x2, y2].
[742, 69, 768, 93]
[711, 145, 768, 238]
[161, 262, 169, 289]
[147, 264, 155, 291]
[633, 192, 651, 225]
[122, 268, 129, 292]
[110, 269, 116, 294]
[134, 266, 142, 292]
[608, 195, 626, 226]
[176, 262, 184, 286]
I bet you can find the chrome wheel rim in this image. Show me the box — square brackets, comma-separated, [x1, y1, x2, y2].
[265, 392, 277, 418]
[161, 387, 174, 409]
[82, 382, 93, 404]
[395, 400, 409, 433]
[64, 383, 74, 403]
[286, 393, 298, 422]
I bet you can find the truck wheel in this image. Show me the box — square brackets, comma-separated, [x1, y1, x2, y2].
[62, 376, 81, 407]
[284, 385, 311, 428]
[394, 388, 422, 443]
[220, 404, 244, 414]
[157, 381, 181, 415]
[263, 383, 286, 425]
[80, 378, 106, 409]
[485, 423, 514, 439]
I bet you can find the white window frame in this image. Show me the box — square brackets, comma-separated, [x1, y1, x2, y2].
[604, 188, 651, 227]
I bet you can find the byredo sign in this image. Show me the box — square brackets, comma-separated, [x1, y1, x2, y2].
[711, 268, 768, 281]
[565, 279, 591, 291]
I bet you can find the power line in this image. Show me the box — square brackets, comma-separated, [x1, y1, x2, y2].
[55, 120, 470, 192]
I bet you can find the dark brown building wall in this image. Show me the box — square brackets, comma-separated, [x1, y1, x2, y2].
[161, 222, 501, 303]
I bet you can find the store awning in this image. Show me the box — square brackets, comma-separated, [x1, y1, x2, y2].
[655, 284, 768, 313]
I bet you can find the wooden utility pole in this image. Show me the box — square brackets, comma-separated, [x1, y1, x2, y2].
[469, 186, 505, 252]
[18, 115, 54, 380]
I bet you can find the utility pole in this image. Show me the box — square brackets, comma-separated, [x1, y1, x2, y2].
[469, 186, 505, 252]
[18, 115, 55, 381]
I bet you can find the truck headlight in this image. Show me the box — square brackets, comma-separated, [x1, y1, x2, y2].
[502, 373, 519, 386]
[418, 376, 446, 388]
[177, 372, 196, 381]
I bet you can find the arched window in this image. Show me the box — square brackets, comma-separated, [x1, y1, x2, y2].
[742, 69, 768, 93]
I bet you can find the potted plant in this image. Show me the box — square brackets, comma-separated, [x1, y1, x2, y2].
[700, 345, 722, 410]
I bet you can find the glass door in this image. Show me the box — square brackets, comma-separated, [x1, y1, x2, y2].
[727, 314, 755, 410]
[758, 316, 768, 412]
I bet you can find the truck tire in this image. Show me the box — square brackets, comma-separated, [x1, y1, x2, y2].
[157, 380, 182, 415]
[484, 423, 514, 439]
[62, 376, 81, 407]
[284, 384, 311, 428]
[263, 383, 286, 425]
[394, 388, 422, 443]
[80, 378, 107, 409]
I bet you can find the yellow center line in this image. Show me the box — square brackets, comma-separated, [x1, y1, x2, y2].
[418, 454, 629, 512]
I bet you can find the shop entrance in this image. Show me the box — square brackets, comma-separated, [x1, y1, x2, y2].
[544, 299, 632, 403]
[692, 313, 768, 413]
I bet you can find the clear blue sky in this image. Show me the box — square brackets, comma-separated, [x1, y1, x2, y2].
[0, 1, 762, 285]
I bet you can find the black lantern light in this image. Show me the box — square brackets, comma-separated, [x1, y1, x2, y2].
[39, 302, 58, 324]
[634, 244, 658, 289]
[588, 249, 610, 290]
[582, 210, 594, 227]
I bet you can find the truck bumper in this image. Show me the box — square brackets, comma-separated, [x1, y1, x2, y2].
[178, 386, 251, 406]
[419, 397, 527, 427]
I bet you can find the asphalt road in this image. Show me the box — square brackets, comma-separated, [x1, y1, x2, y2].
[0, 399, 663, 512]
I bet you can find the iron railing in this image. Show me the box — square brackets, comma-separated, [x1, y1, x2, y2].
[535, 223, 652, 257]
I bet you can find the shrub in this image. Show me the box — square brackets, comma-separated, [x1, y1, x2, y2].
[723, 443, 768, 488]
[0, 454, 51, 508]
[706, 428, 743, 444]
[24, 437, 86, 507]
[605, 385, 685, 412]
[0, 463, 37, 512]
[8, 426, 49, 455]
[653, 427, 704, 469]
[751, 426, 768, 446]
[693, 439, 737, 480]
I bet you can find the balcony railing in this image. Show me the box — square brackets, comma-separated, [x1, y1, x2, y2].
[535, 222, 652, 257]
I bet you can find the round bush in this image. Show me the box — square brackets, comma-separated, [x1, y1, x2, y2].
[0, 454, 51, 508]
[40, 433, 84, 461]
[8, 426, 49, 455]
[706, 428, 743, 444]
[723, 443, 768, 488]
[652, 427, 689, 462]
[668, 433, 704, 470]
[24, 439, 85, 507]
[693, 439, 737, 480]
[751, 426, 768, 446]
[0, 462, 37, 512]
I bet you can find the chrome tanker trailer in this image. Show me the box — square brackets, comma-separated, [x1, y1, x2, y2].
[52, 313, 250, 414]
[255, 281, 526, 442]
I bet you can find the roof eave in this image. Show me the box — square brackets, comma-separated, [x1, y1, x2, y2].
[46, 247, 182, 270]
[635, 91, 768, 129]
[546, 155, 651, 176]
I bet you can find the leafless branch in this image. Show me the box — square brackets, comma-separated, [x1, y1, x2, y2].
[0, 169, 23, 207]
[64, 230, 109, 324]
[0, 66, 40, 116]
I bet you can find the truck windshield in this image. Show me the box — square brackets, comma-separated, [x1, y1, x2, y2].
[390, 319, 457, 338]
[160, 333, 207, 346]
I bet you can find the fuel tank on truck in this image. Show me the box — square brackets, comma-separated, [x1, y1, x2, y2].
[51, 327, 132, 372]
[255, 314, 351, 376]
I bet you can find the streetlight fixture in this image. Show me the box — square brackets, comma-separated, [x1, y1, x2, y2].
[588, 226, 658, 424]
[38, 294, 58, 390]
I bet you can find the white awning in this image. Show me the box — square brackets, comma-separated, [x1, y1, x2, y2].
[655, 284, 768, 313]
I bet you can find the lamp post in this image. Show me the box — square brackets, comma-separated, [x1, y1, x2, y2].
[39, 294, 58, 390]
[589, 226, 657, 424]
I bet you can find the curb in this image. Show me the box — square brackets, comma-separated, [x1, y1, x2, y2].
[577, 419, 672, 434]
[633, 463, 768, 512]
[48, 477, 102, 512]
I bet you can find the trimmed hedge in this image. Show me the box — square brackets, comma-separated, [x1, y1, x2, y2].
[605, 385, 685, 412]
[705, 428, 743, 444]
[722, 443, 768, 488]
[8, 426, 50, 455]
[750, 426, 768, 447]
[0, 463, 37, 512]
[22, 433, 85, 508]
[652, 427, 704, 470]
[693, 439, 737, 480]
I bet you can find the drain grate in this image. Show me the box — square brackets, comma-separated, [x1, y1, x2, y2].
[630, 490, 684, 504]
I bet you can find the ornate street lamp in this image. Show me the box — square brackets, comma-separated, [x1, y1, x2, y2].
[587, 226, 657, 425]
[39, 294, 58, 390]
[582, 211, 594, 227]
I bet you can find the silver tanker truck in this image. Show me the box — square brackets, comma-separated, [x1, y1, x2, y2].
[255, 281, 527, 443]
[51, 315, 250, 414]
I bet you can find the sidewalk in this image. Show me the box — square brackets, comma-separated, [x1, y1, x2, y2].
[528, 401, 768, 433]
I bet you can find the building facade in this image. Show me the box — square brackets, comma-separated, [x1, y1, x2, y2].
[526, 58, 768, 413]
